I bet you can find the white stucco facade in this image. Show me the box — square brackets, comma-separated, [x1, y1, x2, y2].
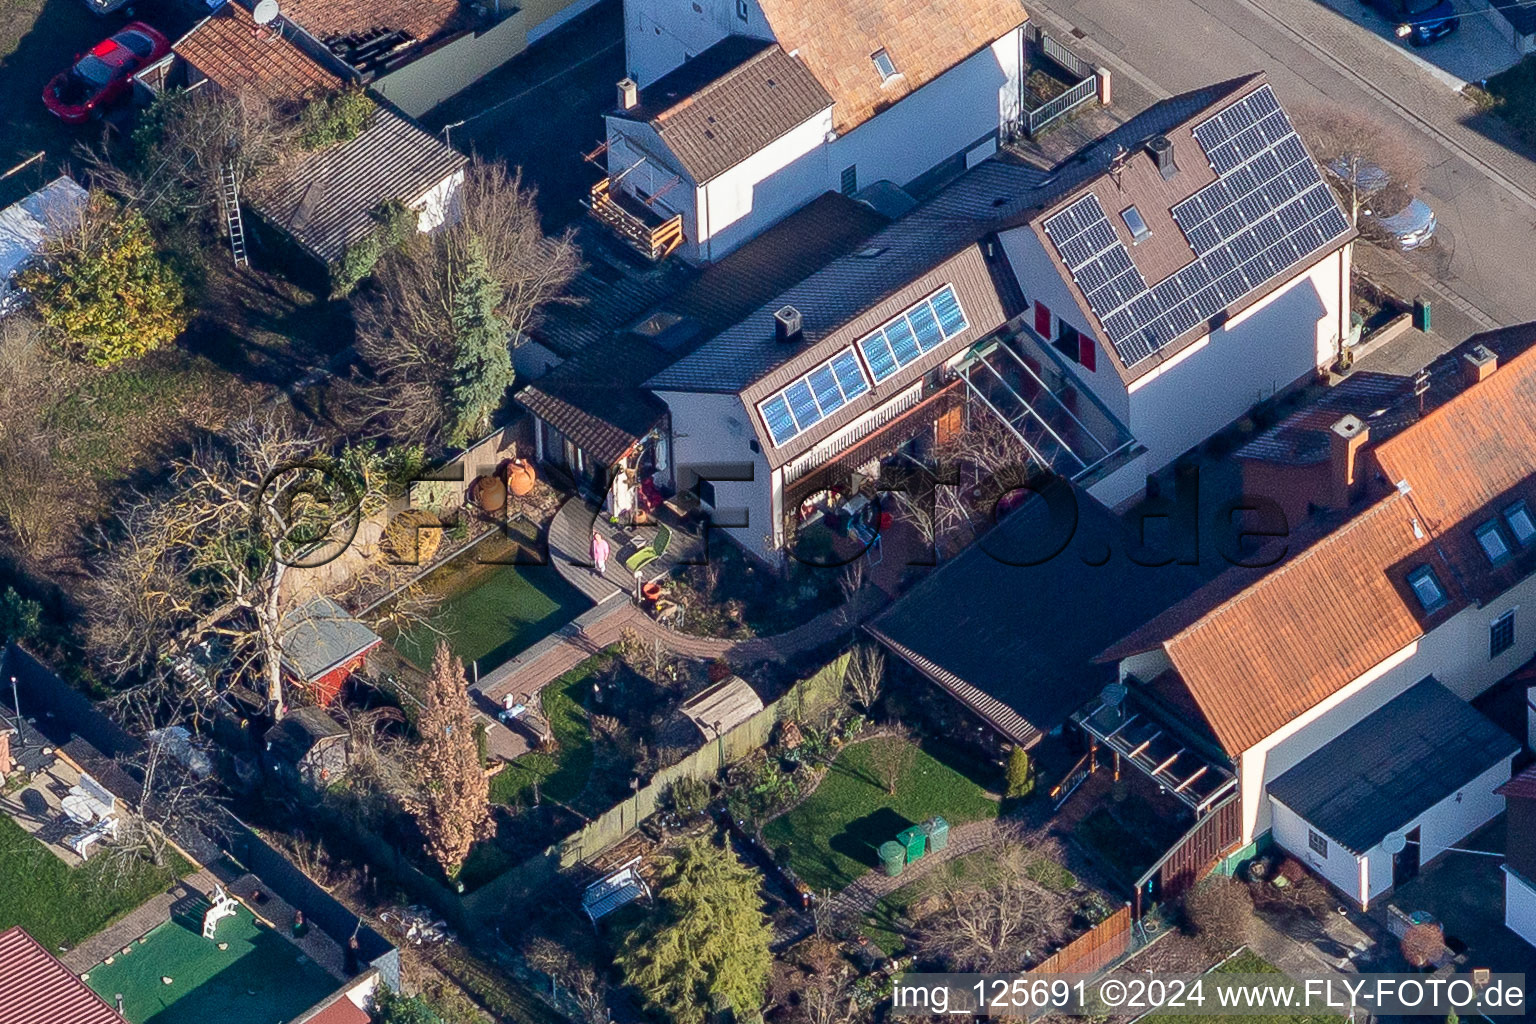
[1271, 757, 1513, 908]
[998, 229, 1351, 476]
[607, 3, 1026, 264]
[1506, 869, 1536, 947]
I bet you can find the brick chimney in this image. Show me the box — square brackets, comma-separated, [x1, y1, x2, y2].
[1330, 413, 1369, 508]
[1461, 344, 1498, 387]
[617, 77, 639, 111]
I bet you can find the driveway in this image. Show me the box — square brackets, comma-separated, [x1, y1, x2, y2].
[420, 0, 624, 232]
[1028, 0, 1536, 338]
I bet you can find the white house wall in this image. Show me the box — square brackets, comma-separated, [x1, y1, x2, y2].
[653, 389, 776, 563]
[996, 226, 1129, 423]
[411, 169, 466, 234]
[1506, 870, 1536, 947]
[695, 108, 834, 262]
[1409, 573, 1536, 701]
[1237, 640, 1421, 844]
[624, 0, 771, 85]
[1127, 247, 1347, 473]
[1270, 798, 1365, 905]
[827, 31, 1025, 196]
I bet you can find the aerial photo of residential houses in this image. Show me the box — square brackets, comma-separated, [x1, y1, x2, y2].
[3, 0, 1536, 1020]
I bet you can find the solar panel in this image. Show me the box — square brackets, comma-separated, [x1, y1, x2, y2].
[1042, 83, 1350, 367]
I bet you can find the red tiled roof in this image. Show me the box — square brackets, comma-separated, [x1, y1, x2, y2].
[0, 927, 126, 1024]
[758, 0, 1027, 134]
[1101, 342, 1536, 757]
[174, 4, 342, 101]
[279, 0, 467, 49]
[302, 994, 372, 1024]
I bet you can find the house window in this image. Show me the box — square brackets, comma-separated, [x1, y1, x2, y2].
[736, 0, 748, 19]
[1034, 302, 1052, 339]
[1055, 321, 1081, 361]
[871, 49, 898, 81]
[1308, 829, 1328, 857]
[841, 165, 858, 196]
[1491, 609, 1516, 658]
[1504, 500, 1536, 548]
[1407, 565, 1448, 613]
[1121, 204, 1151, 243]
[1476, 520, 1512, 565]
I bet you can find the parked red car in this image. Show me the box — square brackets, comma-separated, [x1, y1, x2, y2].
[43, 22, 169, 124]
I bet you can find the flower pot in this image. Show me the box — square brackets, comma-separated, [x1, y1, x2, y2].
[505, 458, 536, 496]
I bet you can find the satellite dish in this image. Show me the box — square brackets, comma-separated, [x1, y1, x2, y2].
[252, 0, 280, 25]
[1100, 682, 1128, 709]
[1383, 831, 1407, 855]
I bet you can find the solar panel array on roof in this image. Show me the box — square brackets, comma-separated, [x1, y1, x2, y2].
[1042, 84, 1351, 369]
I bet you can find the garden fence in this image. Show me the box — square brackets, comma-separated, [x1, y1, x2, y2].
[1027, 904, 1133, 976]
[459, 653, 850, 925]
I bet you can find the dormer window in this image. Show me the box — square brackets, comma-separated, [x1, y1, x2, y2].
[1504, 500, 1535, 547]
[1475, 520, 1512, 565]
[1121, 205, 1151, 243]
[871, 49, 898, 81]
[1407, 565, 1448, 613]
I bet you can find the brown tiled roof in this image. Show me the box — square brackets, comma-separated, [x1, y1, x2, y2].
[0, 927, 126, 1024]
[1022, 73, 1356, 387]
[619, 36, 831, 183]
[519, 192, 888, 466]
[757, 0, 1027, 134]
[251, 105, 466, 264]
[1102, 339, 1536, 757]
[280, 0, 467, 49]
[175, 4, 342, 101]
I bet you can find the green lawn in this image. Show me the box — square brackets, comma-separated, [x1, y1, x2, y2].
[762, 736, 999, 892]
[1484, 56, 1536, 147]
[392, 535, 590, 674]
[0, 814, 191, 951]
[1147, 950, 1347, 1024]
[487, 654, 604, 808]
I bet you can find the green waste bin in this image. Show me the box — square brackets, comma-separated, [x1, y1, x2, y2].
[897, 825, 928, 863]
[924, 816, 950, 853]
[1413, 296, 1431, 333]
[879, 841, 906, 877]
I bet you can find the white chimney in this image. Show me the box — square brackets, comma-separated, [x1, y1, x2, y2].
[617, 78, 639, 111]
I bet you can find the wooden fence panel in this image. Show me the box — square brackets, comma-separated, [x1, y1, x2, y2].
[1153, 795, 1243, 902]
[1029, 905, 1132, 976]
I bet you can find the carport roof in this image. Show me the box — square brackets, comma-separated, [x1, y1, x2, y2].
[1268, 678, 1518, 856]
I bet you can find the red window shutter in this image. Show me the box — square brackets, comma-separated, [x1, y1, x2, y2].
[1079, 335, 1096, 371]
[1034, 302, 1052, 338]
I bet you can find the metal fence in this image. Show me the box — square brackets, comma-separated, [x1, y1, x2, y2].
[1027, 76, 1099, 136]
[1042, 32, 1095, 80]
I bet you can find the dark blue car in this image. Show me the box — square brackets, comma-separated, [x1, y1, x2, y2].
[1366, 0, 1460, 44]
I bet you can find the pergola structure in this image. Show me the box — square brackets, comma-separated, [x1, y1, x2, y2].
[1070, 684, 1236, 814]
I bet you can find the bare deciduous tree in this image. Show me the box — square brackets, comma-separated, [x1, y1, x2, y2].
[404, 641, 491, 879]
[1184, 876, 1254, 954]
[525, 935, 610, 1024]
[844, 644, 886, 713]
[1294, 104, 1424, 228]
[103, 705, 227, 873]
[865, 728, 916, 796]
[914, 836, 1074, 972]
[347, 158, 579, 443]
[82, 86, 296, 220]
[89, 414, 402, 718]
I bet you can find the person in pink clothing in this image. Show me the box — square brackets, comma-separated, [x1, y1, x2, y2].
[590, 531, 610, 575]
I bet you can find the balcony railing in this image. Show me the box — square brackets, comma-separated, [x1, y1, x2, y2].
[585, 177, 685, 261]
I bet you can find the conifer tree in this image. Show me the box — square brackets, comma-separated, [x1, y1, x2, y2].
[406, 640, 491, 878]
[446, 241, 512, 446]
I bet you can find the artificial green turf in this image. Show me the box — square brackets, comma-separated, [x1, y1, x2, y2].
[85, 900, 338, 1024]
[392, 539, 590, 673]
[486, 653, 604, 807]
[762, 737, 999, 892]
[0, 815, 191, 952]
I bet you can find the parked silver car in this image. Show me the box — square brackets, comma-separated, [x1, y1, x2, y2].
[1326, 158, 1438, 250]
